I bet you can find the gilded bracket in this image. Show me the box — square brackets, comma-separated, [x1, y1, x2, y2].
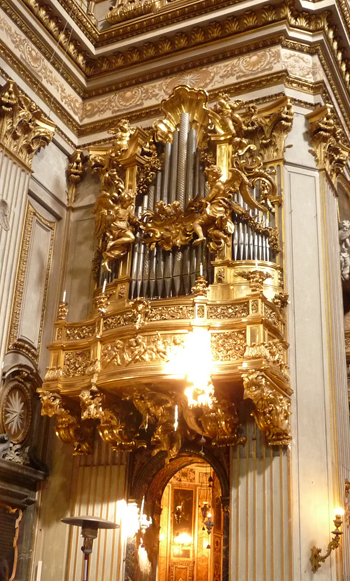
[241, 370, 291, 446]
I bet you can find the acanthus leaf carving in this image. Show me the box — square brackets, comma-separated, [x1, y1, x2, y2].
[0, 80, 55, 170]
[242, 370, 291, 446]
[307, 105, 350, 184]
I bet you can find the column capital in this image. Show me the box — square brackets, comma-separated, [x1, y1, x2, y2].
[0, 80, 55, 171]
[306, 105, 350, 185]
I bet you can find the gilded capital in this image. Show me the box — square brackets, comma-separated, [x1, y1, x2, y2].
[307, 105, 350, 185]
[0, 80, 55, 171]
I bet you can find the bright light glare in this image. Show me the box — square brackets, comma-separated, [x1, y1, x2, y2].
[117, 501, 140, 539]
[174, 533, 193, 545]
[334, 507, 345, 517]
[166, 328, 214, 407]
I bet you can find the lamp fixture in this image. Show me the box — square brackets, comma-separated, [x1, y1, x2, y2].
[310, 508, 344, 573]
[62, 516, 118, 581]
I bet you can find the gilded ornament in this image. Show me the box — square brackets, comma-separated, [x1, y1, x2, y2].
[244, 340, 289, 380]
[200, 398, 245, 447]
[191, 276, 208, 298]
[272, 291, 289, 309]
[39, 391, 94, 455]
[147, 305, 195, 321]
[66, 149, 85, 207]
[264, 304, 280, 328]
[211, 331, 246, 361]
[62, 350, 91, 377]
[242, 370, 291, 446]
[101, 333, 185, 369]
[0, 80, 55, 170]
[208, 303, 249, 319]
[66, 324, 95, 341]
[57, 301, 68, 321]
[238, 270, 272, 292]
[307, 105, 350, 183]
[106, 0, 156, 25]
[80, 386, 103, 420]
[94, 189, 137, 268]
[44, 366, 63, 381]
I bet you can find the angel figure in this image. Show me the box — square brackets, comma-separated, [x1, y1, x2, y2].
[0, 199, 10, 231]
[192, 165, 234, 253]
[108, 118, 134, 156]
[101, 190, 138, 270]
[213, 93, 244, 136]
[339, 220, 350, 280]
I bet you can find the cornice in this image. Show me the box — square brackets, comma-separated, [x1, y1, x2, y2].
[0, 57, 78, 148]
[78, 70, 324, 141]
[1, 0, 85, 95]
[9, 0, 350, 111]
[53, 0, 99, 43]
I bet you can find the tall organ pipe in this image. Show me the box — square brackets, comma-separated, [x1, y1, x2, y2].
[169, 132, 179, 203]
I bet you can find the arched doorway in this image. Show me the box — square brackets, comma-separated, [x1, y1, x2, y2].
[125, 446, 230, 581]
[158, 461, 223, 581]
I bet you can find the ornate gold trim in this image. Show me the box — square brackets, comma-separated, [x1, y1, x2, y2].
[6, 202, 56, 366]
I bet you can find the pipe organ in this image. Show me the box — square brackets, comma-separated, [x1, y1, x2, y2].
[39, 86, 293, 465]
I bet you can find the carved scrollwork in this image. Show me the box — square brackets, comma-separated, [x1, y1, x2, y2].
[211, 331, 246, 361]
[62, 350, 91, 377]
[242, 371, 291, 446]
[39, 391, 94, 454]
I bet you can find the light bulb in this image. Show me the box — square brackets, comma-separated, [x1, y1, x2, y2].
[334, 507, 345, 518]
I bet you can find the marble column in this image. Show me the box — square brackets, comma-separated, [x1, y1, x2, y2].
[0, 79, 55, 371]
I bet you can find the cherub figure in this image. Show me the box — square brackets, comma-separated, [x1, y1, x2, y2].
[101, 190, 138, 269]
[339, 220, 350, 280]
[213, 93, 244, 136]
[108, 118, 134, 155]
[192, 165, 234, 253]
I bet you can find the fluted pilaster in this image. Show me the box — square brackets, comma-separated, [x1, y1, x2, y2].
[0, 80, 55, 368]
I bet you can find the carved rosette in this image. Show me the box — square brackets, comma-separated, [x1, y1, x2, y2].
[242, 371, 291, 446]
[0, 80, 55, 171]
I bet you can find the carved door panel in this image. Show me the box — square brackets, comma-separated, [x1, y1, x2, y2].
[170, 561, 195, 581]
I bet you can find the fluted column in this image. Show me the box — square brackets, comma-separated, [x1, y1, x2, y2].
[0, 80, 55, 370]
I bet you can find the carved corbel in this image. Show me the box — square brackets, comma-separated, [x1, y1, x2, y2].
[39, 391, 94, 455]
[307, 106, 350, 185]
[0, 80, 55, 171]
[67, 149, 85, 207]
[242, 371, 291, 446]
[97, 403, 142, 452]
[199, 399, 245, 447]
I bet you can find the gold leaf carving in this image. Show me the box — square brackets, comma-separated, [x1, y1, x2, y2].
[101, 334, 185, 369]
[62, 350, 91, 377]
[242, 370, 291, 446]
[208, 303, 249, 319]
[211, 331, 246, 361]
[66, 324, 95, 341]
[0, 80, 55, 170]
